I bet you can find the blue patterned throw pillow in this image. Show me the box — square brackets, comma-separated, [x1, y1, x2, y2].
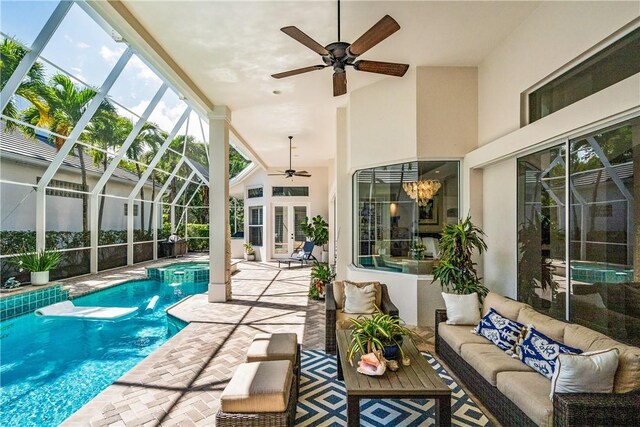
[473, 308, 525, 351]
[516, 326, 582, 379]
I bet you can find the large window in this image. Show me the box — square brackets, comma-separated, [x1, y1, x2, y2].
[354, 161, 459, 274]
[272, 186, 309, 197]
[528, 27, 640, 123]
[248, 206, 263, 247]
[517, 117, 640, 346]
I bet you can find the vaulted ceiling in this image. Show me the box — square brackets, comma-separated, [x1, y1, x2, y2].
[116, 1, 540, 168]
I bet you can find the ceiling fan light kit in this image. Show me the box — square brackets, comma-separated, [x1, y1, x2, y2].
[272, 1, 409, 96]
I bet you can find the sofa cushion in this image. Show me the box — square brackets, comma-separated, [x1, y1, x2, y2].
[333, 281, 381, 309]
[563, 323, 611, 350]
[336, 310, 372, 330]
[220, 360, 292, 413]
[587, 336, 640, 393]
[438, 323, 491, 354]
[474, 308, 525, 351]
[496, 371, 553, 427]
[460, 343, 534, 386]
[482, 292, 528, 320]
[517, 306, 568, 342]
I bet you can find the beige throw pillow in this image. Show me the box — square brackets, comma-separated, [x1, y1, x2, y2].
[343, 282, 377, 314]
[442, 292, 481, 325]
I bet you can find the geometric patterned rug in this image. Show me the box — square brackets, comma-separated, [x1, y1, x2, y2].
[296, 350, 494, 426]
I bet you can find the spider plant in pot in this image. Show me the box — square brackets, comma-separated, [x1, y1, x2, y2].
[347, 310, 415, 362]
[309, 261, 335, 300]
[9, 249, 63, 286]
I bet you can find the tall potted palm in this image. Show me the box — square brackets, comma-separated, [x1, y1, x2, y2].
[432, 215, 488, 297]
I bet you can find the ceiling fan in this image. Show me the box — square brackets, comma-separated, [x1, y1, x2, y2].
[269, 136, 312, 178]
[271, 0, 409, 96]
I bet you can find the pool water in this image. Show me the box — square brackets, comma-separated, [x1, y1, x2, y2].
[571, 261, 633, 284]
[0, 279, 206, 427]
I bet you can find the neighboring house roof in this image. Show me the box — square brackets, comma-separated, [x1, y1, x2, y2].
[0, 128, 148, 185]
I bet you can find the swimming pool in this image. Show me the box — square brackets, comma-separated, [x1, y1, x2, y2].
[0, 279, 206, 427]
[571, 261, 633, 284]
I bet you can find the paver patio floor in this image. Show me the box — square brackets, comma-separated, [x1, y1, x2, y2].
[62, 260, 324, 426]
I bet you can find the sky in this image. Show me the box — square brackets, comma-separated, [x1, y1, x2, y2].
[1, 0, 208, 141]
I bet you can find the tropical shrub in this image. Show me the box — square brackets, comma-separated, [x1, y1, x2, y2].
[9, 249, 63, 272]
[432, 215, 489, 297]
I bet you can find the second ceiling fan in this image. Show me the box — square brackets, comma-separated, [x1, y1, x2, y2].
[269, 136, 312, 178]
[272, 0, 409, 96]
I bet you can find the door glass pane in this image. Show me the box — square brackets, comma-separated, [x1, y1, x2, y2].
[293, 206, 307, 247]
[569, 118, 640, 345]
[517, 145, 566, 319]
[273, 206, 288, 255]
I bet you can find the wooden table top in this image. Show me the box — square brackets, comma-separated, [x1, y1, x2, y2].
[336, 329, 451, 397]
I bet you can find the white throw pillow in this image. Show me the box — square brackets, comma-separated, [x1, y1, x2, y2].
[442, 292, 481, 325]
[343, 282, 377, 314]
[550, 348, 619, 399]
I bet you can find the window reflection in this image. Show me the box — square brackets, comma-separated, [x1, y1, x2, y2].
[354, 161, 459, 274]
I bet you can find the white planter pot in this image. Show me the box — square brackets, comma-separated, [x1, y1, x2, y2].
[321, 251, 329, 263]
[244, 254, 255, 261]
[30, 271, 49, 286]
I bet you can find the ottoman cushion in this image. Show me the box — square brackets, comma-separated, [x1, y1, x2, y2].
[220, 360, 293, 413]
[246, 333, 298, 364]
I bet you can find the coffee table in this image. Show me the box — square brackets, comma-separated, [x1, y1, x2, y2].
[336, 329, 451, 426]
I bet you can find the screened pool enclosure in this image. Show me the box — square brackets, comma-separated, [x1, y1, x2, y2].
[0, 1, 249, 282]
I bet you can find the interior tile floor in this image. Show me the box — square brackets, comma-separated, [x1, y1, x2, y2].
[60, 257, 497, 426]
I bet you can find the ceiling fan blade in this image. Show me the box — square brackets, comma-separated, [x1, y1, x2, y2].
[333, 71, 347, 97]
[294, 172, 312, 177]
[353, 60, 409, 77]
[348, 15, 400, 57]
[272, 65, 327, 79]
[281, 26, 329, 56]
[295, 170, 309, 174]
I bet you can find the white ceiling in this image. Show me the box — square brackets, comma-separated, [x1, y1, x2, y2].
[122, 1, 539, 168]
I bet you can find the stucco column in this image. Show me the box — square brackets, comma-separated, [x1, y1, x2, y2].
[90, 194, 99, 272]
[208, 106, 231, 302]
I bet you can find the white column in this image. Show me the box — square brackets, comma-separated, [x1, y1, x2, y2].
[127, 199, 135, 265]
[208, 106, 231, 302]
[90, 194, 99, 272]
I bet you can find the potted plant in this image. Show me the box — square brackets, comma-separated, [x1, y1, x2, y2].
[347, 310, 415, 362]
[409, 240, 426, 260]
[432, 215, 488, 297]
[301, 215, 329, 262]
[9, 249, 63, 286]
[309, 261, 335, 300]
[243, 242, 255, 261]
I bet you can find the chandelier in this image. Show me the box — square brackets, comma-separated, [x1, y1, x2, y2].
[402, 180, 441, 206]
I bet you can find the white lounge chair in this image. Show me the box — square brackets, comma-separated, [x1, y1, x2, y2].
[35, 300, 138, 321]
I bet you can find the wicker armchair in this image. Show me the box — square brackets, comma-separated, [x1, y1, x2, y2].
[435, 309, 640, 427]
[325, 282, 398, 354]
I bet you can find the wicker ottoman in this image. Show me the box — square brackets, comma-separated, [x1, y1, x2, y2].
[246, 333, 300, 393]
[216, 360, 297, 427]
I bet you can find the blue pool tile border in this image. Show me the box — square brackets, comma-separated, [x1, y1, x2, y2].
[0, 285, 69, 321]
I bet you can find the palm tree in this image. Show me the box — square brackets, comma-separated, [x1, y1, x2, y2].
[0, 38, 47, 131]
[21, 73, 114, 233]
[126, 122, 163, 235]
[85, 110, 128, 233]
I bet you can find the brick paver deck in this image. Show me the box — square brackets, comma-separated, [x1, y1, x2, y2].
[62, 260, 323, 426]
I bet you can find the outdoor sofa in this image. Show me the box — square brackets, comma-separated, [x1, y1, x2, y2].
[325, 281, 398, 354]
[436, 292, 640, 427]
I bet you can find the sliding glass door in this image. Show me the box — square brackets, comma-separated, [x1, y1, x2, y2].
[517, 117, 640, 346]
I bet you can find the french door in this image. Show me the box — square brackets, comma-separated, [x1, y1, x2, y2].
[272, 203, 309, 258]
